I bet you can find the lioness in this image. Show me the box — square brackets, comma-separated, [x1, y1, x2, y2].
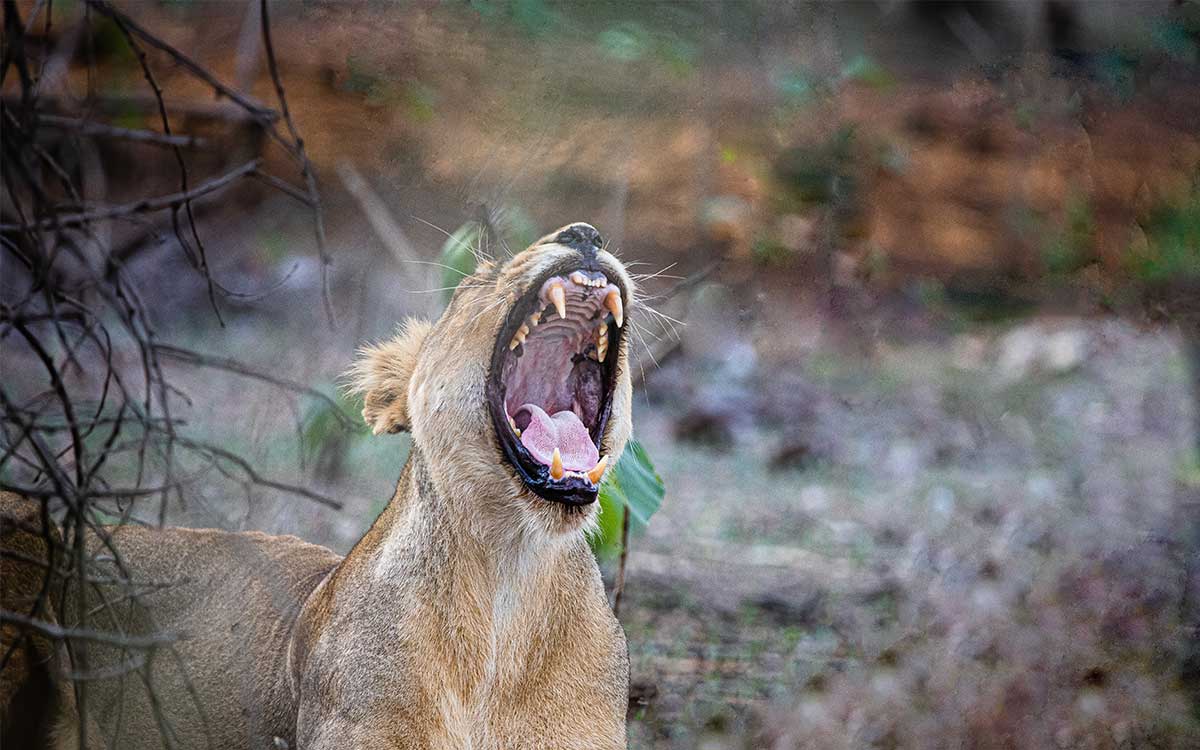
[1, 222, 634, 749]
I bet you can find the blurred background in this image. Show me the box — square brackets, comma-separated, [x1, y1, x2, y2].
[3, 0, 1200, 747]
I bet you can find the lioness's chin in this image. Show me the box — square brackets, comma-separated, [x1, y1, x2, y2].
[486, 228, 628, 508]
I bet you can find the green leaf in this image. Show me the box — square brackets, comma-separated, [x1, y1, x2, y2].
[439, 222, 483, 302]
[598, 439, 664, 533]
[609, 439, 665, 528]
[593, 490, 625, 562]
[592, 439, 665, 560]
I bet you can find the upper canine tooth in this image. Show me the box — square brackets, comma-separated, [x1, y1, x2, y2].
[586, 455, 608, 484]
[550, 448, 564, 480]
[605, 289, 623, 328]
[548, 283, 567, 320]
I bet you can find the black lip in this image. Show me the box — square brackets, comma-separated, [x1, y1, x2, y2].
[486, 258, 623, 507]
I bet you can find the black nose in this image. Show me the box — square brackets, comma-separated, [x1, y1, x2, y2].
[556, 223, 603, 256]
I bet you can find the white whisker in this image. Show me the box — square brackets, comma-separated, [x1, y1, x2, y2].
[629, 262, 679, 284]
[404, 282, 491, 295]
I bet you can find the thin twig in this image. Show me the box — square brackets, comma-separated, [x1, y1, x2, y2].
[0, 159, 261, 231]
[0, 611, 179, 650]
[109, 10, 224, 324]
[171, 435, 344, 510]
[260, 0, 336, 326]
[152, 343, 358, 430]
[612, 507, 632, 617]
[83, 0, 277, 123]
[35, 113, 209, 148]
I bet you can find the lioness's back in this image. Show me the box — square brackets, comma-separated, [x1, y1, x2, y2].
[2, 491, 341, 749]
[78, 523, 340, 748]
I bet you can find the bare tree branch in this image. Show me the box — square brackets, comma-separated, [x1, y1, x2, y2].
[0, 160, 261, 231]
[35, 113, 210, 148]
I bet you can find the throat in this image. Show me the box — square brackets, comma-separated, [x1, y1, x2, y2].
[364, 447, 573, 635]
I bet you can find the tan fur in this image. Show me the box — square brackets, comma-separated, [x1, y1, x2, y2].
[350, 318, 434, 435]
[1, 223, 635, 749]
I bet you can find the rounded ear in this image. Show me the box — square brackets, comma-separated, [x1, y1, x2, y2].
[346, 318, 433, 435]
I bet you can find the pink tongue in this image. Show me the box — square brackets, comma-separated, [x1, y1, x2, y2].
[517, 404, 599, 473]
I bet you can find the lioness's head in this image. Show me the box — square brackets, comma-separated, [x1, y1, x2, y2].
[351, 222, 633, 533]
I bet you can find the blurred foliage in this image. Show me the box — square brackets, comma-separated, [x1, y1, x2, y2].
[462, 0, 702, 75]
[340, 56, 436, 119]
[775, 125, 859, 208]
[1151, 14, 1200, 63]
[750, 236, 792, 268]
[1043, 195, 1096, 275]
[439, 222, 485, 303]
[915, 278, 1036, 329]
[467, 0, 561, 36]
[772, 54, 893, 111]
[439, 222, 665, 557]
[1132, 179, 1200, 284]
[300, 386, 365, 472]
[839, 53, 895, 89]
[497, 207, 540, 253]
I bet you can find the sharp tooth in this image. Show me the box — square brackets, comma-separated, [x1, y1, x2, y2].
[605, 289, 623, 328]
[509, 326, 528, 350]
[587, 455, 608, 484]
[528, 311, 541, 327]
[595, 323, 608, 362]
[508, 415, 521, 437]
[550, 448, 564, 480]
[549, 283, 567, 320]
[570, 271, 588, 286]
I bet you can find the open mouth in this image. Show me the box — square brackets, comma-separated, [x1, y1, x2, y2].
[487, 266, 625, 506]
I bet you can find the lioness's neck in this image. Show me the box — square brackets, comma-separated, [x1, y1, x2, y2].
[338, 445, 589, 687]
[362, 443, 579, 573]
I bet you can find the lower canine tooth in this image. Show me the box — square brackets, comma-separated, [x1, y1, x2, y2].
[550, 448, 564, 480]
[509, 327, 528, 350]
[587, 455, 608, 484]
